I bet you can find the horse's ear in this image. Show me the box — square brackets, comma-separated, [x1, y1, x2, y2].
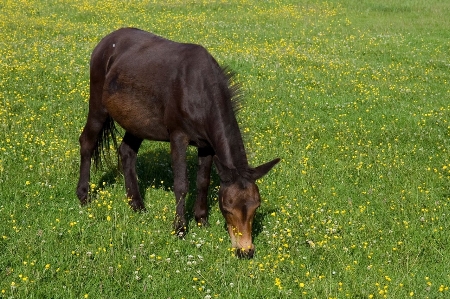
[214, 156, 233, 183]
[252, 158, 280, 181]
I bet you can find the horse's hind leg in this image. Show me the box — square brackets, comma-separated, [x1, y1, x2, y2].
[194, 147, 214, 226]
[76, 110, 109, 204]
[119, 132, 144, 211]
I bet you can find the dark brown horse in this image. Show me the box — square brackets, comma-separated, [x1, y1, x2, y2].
[76, 28, 279, 258]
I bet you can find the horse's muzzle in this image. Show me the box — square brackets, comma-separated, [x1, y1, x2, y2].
[235, 245, 255, 259]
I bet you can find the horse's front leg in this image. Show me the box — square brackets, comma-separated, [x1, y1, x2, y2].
[194, 147, 214, 226]
[119, 132, 144, 211]
[170, 131, 189, 237]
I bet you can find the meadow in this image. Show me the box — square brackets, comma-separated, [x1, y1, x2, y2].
[1, 0, 450, 297]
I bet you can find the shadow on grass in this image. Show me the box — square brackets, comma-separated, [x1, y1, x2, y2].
[96, 148, 218, 230]
[96, 147, 273, 240]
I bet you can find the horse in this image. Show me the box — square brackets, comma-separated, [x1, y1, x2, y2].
[76, 28, 280, 258]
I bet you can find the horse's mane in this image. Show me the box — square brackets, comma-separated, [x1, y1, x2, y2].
[220, 66, 243, 116]
[219, 66, 258, 178]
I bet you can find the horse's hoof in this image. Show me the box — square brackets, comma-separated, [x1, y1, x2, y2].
[174, 226, 186, 238]
[195, 217, 209, 227]
[173, 217, 187, 238]
[77, 194, 89, 206]
[76, 187, 89, 205]
[129, 200, 146, 212]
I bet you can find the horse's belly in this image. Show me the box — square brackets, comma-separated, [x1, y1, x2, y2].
[103, 93, 170, 141]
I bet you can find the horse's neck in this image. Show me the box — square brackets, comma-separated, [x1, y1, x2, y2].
[209, 114, 248, 170]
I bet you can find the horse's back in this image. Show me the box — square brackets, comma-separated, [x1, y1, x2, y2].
[90, 28, 226, 145]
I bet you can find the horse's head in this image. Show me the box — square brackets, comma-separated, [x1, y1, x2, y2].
[214, 157, 280, 258]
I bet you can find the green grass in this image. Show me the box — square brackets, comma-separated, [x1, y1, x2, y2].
[1, 0, 450, 297]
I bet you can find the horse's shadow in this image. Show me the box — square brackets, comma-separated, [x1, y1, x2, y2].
[97, 147, 271, 240]
[97, 148, 218, 225]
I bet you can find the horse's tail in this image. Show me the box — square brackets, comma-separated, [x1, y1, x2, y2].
[92, 116, 118, 169]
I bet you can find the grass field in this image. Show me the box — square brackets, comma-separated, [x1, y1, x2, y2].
[1, 0, 450, 298]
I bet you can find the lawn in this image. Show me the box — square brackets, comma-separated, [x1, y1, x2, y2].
[1, 0, 450, 298]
